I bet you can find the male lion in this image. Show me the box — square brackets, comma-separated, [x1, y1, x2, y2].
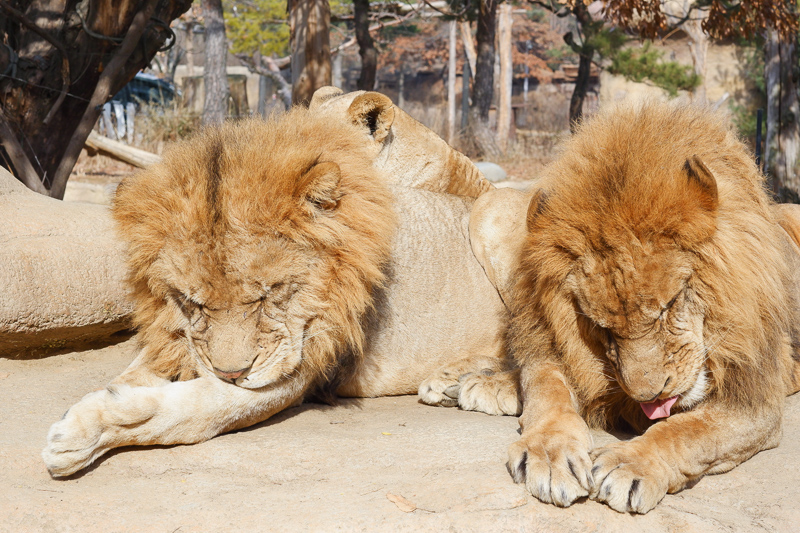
[500, 101, 800, 513]
[42, 92, 513, 477]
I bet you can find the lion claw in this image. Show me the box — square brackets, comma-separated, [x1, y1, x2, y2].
[589, 443, 670, 514]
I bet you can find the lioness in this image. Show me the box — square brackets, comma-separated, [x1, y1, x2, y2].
[496, 101, 800, 513]
[42, 91, 513, 477]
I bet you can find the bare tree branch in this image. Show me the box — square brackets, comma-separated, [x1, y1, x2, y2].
[236, 9, 416, 89]
[49, 0, 160, 199]
[236, 51, 293, 108]
[419, 0, 470, 19]
[0, 107, 47, 194]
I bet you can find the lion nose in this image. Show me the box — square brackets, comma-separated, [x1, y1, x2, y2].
[214, 367, 249, 381]
[629, 376, 672, 403]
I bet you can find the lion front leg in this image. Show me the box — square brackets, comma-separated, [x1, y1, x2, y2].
[42, 374, 309, 477]
[506, 363, 594, 507]
[590, 403, 783, 514]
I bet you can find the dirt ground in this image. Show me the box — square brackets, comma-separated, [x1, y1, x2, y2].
[1, 338, 798, 532]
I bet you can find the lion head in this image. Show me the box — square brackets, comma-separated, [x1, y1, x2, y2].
[309, 87, 492, 198]
[113, 109, 395, 389]
[514, 101, 793, 429]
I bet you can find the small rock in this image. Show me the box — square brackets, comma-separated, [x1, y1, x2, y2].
[474, 162, 508, 183]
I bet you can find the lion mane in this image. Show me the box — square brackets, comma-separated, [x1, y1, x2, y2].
[511, 101, 800, 431]
[112, 108, 395, 386]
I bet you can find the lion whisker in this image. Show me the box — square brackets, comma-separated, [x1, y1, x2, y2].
[700, 320, 735, 362]
[283, 325, 343, 353]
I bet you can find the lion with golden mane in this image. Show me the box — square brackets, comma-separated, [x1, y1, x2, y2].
[42, 89, 515, 477]
[499, 101, 800, 513]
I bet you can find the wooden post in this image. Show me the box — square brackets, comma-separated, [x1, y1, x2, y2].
[332, 52, 343, 88]
[186, 24, 195, 77]
[447, 20, 457, 144]
[258, 75, 269, 116]
[497, 3, 513, 152]
[461, 57, 470, 130]
[398, 72, 405, 108]
[765, 27, 800, 200]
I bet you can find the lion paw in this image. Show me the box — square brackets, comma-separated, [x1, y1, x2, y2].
[590, 442, 671, 514]
[457, 369, 521, 415]
[42, 385, 154, 477]
[418, 368, 464, 407]
[506, 429, 593, 507]
[42, 390, 112, 477]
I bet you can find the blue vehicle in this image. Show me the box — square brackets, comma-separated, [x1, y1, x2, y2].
[112, 72, 176, 108]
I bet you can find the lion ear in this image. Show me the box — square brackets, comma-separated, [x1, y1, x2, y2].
[347, 92, 395, 144]
[300, 161, 341, 211]
[684, 156, 718, 212]
[526, 188, 549, 230]
[309, 86, 344, 110]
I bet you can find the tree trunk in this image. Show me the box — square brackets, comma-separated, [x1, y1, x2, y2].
[447, 20, 457, 144]
[496, 3, 513, 152]
[663, 0, 708, 104]
[289, 0, 332, 106]
[460, 21, 477, 77]
[332, 52, 343, 88]
[0, 0, 192, 197]
[461, 57, 471, 130]
[568, 1, 594, 133]
[765, 27, 800, 202]
[202, 0, 229, 125]
[472, 0, 498, 120]
[685, 19, 708, 104]
[569, 48, 593, 132]
[468, 0, 500, 158]
[354, 0, 377, 91]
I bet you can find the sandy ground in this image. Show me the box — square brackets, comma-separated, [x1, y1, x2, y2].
[1, 338, 798, 532]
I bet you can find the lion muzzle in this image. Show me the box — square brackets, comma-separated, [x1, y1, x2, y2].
[615, 338, 674, 404]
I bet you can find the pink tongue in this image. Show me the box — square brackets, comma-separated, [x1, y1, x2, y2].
[640, 396, 679, 419]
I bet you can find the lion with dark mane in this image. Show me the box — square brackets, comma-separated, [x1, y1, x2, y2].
[503, 100, 800, 513]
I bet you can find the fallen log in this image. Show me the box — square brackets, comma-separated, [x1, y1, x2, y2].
[85, 131, 161, 168]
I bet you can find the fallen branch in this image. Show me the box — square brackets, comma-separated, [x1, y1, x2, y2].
[85, 131, 161, 168]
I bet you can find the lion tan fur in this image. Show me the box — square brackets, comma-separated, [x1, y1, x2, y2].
[310, 87, 493, 198]
[42, 90, 511, 477]
[113, 110, 395, 388]
[504, 100, 800, 513]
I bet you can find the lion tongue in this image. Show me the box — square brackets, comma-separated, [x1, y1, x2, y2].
[640, 396, 679, 420]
